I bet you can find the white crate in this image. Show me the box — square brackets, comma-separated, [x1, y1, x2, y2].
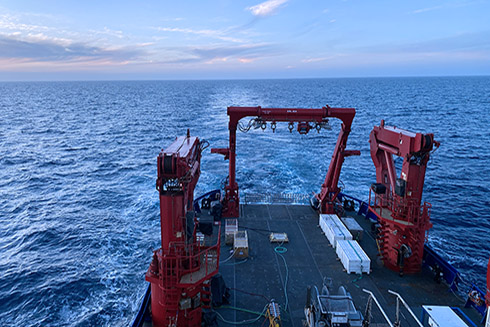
[319, 214, 352, 248]
[336, 240, 370, 274]
[225, 219, 238, 245]
[233, 231, 249, 258]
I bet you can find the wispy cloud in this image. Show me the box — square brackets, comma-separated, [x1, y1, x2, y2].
[247, 0, 288, 17]
[411, 5, 444, 14]
[150, 43, 279, 66]
[410, 1, 480, 14]
[155, 26, 245, 43]
[302, 57, 328, 63]
[0, 34, 145, 64]
[330, 31, 490, 68]
[89, 27, 125, 40]
[238, 58, 254, 63]
[0, 13, 51, 33]
[160, 17, 184, 22]
[356, 31, 490, 54]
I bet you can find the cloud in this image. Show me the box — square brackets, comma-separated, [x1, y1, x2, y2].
[247, 0, 288, 17]
[410, 1, 480, 14]
[0, 34, 144, 63]
[323, 32, 490, 68]
[411, 5, 444, 14]
[89, 27, 125, 39]
[302, 57, 328, 63]
[357, 32, 490, 54]
[238, 58, 254, 63]
[155, 26, 245, 43]
[0, 13, 51, 33]
[152, 43, 279, 65]
[160, 17, 184, 22]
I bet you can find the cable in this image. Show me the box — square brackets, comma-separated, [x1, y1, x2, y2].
[230, 287, 271, 302]
[238, 118, 260, 133]
[221, 259, 248, 266]
[239, 224, 284, 235]
[199, 139, 210, 152]
[274, 243, 290, 311]
[352, 274, 363, 288]
[218, 305, 266, 316]
[214, 304, 268, 325]
[220, 249, 238, 264]
[449, 287, 467, 303]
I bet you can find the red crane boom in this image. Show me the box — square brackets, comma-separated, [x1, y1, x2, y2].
[212, 106, 360, 217]
[368, 120, 439, 274]
[146, 131, 220, 327]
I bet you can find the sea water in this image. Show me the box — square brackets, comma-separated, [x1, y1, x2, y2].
[0, 77, 489, 326]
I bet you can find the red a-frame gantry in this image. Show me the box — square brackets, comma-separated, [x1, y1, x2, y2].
[211, 106, 360, 217]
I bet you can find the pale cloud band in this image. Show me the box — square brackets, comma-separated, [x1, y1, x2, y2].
[247, 0, 288, 17]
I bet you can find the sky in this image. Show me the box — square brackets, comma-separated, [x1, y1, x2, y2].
[0, 0, 489, 81]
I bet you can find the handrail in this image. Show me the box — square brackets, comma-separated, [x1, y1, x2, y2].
[368, 190, 431, 226]
[388, 290, 423, 327]
[158, 224, 221, 286]
[362, 289, 394, 327]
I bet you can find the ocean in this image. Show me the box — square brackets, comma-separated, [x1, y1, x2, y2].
[0, 77, 489, 326]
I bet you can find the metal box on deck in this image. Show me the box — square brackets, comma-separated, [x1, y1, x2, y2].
[233, 231, 249, 258]
[341, 217, 364, 241]
[422, 306, 469, 327]
[319, 214, 352, 248]
[336, 240, 370, 274]
[225, 219, 238, 245]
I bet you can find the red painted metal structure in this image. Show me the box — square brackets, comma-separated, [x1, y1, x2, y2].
[368, 120, 439, 274]
[146, 131, 220, 327]
[212, 106, 360, 217]
[486, 257, 490, 307]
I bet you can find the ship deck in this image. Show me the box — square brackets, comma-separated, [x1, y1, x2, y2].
[214, 204, 482, 326]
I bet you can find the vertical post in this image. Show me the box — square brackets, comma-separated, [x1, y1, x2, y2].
[222, 120, 240, 217]
[394, 297, 400, 327]
[383, 151, 396, 195]
[229, 124, 237, 190]
[363, 296, 372, 327]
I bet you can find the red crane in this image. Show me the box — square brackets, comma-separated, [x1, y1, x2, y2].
[368, 120, 439, 274]
[212, 106, 360, 217]
[145, 130, 220, 327]
[486, 257, 490, 307]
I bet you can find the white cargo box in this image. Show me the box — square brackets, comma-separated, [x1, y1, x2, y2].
[336, 240, 370, 274]
[422, 306, 470, 327]
[319, 214, 352, 248]
[233, 231, 249, 258]
[225, 219, 238, 245]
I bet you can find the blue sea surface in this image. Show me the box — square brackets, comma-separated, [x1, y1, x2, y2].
[0, 77, 489, 326]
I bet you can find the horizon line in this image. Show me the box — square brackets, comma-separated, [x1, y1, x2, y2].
[0, 73, 489, 83]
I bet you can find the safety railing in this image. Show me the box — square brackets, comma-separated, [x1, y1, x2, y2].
[368, 189, 431, 226]
[242, 192, 310, 204]
[159, 224, 221, 287]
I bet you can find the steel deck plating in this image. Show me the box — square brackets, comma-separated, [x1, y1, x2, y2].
[215, 203, 481, 326]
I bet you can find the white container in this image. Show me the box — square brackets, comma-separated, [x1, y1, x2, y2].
[319, 214, 352, 248]
[336, 240, 370, 274]
[225, 219, 238, 245]
[233, 231, 249, 258]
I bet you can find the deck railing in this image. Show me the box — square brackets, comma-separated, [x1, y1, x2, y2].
[368, 189, 431, 226]
[159, 224, 221, 287]
[242, 192, 310, 204]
